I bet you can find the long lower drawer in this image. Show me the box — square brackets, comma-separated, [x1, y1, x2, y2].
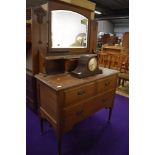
[83, 90, 114, 118]
[63, 90, 114, 132]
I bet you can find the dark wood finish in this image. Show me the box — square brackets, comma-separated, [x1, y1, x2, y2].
[35, 68, 118, 154]
[89, 20, 98, 53]
[26, 24, 31, 43]
[40, 118, 44, 135]
[26, 71, 37, 110]
[108, 108, 112, 121]
[71, 54, 102, 78]
[102, 34, 111, 45]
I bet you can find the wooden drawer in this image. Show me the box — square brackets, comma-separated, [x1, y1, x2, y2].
[64, 82, 95, 106]
[84, 91, 114, 118]
[97, 75, 117, 93]
[63, 90, 114, 132]
[63, 103, 84, 132]
[39, 84, 57, 120]
[26, 74, 37, 109]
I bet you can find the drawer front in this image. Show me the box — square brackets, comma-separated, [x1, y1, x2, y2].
[39, 84, 57, 119]
[63, 90, 114, 132]
[84, 91, 114, 118]
[97, 75, 117, 93]
[64, 82, 95, 106]
[63, 103, 84, 132]
[26, 75, 33, 91]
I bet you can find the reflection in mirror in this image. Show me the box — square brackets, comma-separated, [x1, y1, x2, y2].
[51, 10, 88, 48]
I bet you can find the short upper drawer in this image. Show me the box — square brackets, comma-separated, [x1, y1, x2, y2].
[97, 75, 117, 93]
[64, 82, 96, 106]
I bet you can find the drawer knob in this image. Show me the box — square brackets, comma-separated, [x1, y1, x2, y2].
[77, 90, 85, 96]
[102, 99, 107, 103]
[105, 81, 110, 86]
[76, 110, 83, 116]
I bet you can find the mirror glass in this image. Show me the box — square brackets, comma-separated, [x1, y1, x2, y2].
[51, 10, 88, 48]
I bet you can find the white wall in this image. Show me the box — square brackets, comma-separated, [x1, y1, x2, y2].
[97, 20, 114, 34]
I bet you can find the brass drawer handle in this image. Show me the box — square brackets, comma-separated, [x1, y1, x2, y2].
[77, 90, 85, 96]
[104, 81, 110, 86]
[76, 110, 83, 116]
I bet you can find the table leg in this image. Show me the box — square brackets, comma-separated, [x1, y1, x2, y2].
[40, 118, 44, 135]
[108, 108, 112, 121]
[118, 78, 121, 86]
[57, 135, 62, 155]
[122, 79, 125, 86]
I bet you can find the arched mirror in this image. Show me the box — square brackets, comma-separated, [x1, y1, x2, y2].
[51, 10, 88, 48]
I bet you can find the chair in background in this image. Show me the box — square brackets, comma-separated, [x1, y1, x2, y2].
[117, 54, 129, 87]
[98, 52, 129, 87]
[109, 53, 120, 70]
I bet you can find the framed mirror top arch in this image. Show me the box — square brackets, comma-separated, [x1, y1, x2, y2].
[48, 0, 93, 54]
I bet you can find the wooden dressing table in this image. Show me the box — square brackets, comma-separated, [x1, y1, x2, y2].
[35, 67, 118, 154]
[27, 1, 118, 154]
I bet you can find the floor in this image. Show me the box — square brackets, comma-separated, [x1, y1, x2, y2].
[116, 81, 129, 97]
[26, 94, 129, 155]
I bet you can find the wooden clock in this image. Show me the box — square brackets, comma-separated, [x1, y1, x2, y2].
[71, 54, 102, 78]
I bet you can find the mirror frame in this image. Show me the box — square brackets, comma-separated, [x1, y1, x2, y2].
[51, 10, 88, 49]
[48, 1, 91, 54]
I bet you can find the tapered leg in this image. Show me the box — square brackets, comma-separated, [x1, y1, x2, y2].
[122, 79, 125, 86]
[40, 118, 44, 135]
[57, 135, 62, 155]
[118, 78, 121, 86]
[108, 108, 112, 122]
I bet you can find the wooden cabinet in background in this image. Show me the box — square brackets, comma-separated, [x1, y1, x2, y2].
[101, 45, 124, 54]
[35, 67, 118, 154]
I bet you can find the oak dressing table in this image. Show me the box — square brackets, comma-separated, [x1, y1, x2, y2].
[35, 67, 118, 154]
[27, 1, 118, 154]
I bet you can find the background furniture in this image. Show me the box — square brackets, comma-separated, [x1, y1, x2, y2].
[101, 45, 124, 54]
[98, 53, 128, 69]
[102, 34, 111, 45]
[122, 32, 129, 50]
[100, 32, 129, 54]
[98, 52, 129, 87]
[35, 67, 118, 154]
